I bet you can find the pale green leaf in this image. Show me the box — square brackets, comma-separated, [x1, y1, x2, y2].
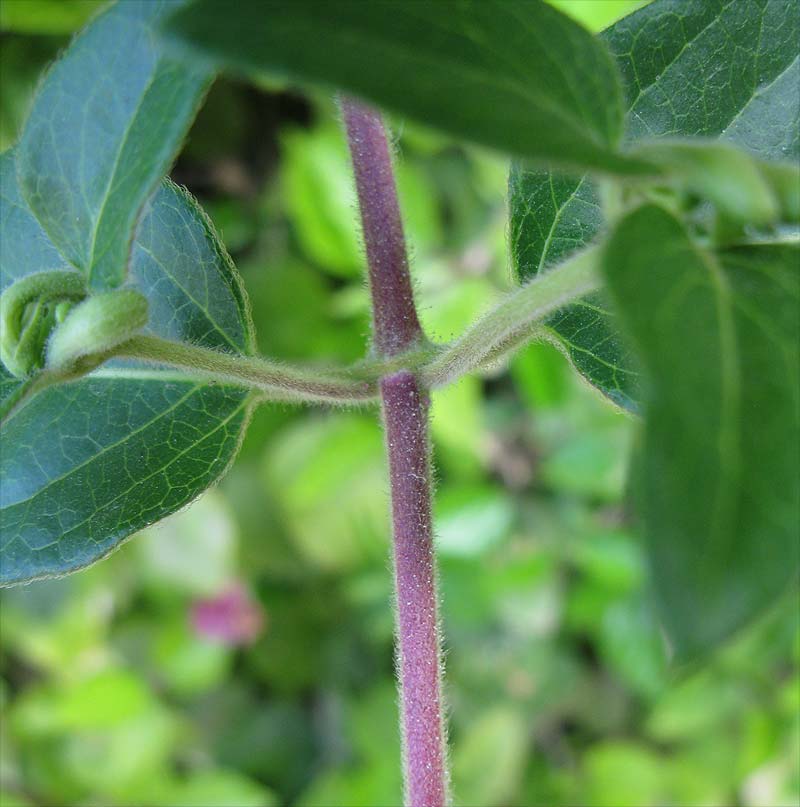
[603, 203, 800, 657]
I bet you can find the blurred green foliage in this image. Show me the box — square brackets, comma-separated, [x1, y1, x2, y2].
[0, 0, 103, 35]
[0, 1, 798, 805]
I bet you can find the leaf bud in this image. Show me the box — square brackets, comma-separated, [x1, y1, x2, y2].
[47, 288, 149, 373]
[0, 271, 87, 378]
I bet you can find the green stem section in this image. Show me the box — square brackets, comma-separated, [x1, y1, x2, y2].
[421, 245, 601, 388]
[1, 246, 603, 426]
[116, 335, 378, 403]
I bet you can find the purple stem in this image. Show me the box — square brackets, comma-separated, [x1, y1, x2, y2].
[341, 99, 424, 358]
[382, 371, 446, 807]
[342, 98, 447, 807]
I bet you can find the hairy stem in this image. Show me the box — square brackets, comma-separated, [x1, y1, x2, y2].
[421, 245, 601, 388]
[117, 334, 377, 403]
[343, 97, 448, 807]
[0, 337, 378, 427]
[1, 248, 601, 426]
[342, 98, 425, 358]
[382, 371, 447, 806]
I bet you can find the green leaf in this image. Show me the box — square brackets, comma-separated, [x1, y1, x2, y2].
[614, 0, 798, 156]
[510, 0, 799, 409]
[155, 770, 278, 807]
[264, 413, 387, 572]
[162, 0, 638, 175]
[583, 742, 665, 807]
[603, 203, 799, 658]
[0, 150, 253, 585]
[16, 0, 211, 290]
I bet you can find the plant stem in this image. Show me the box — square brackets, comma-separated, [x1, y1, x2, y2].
[2, 243, 601, 427]
[382, 370, 447, 806]
[421, 245, 601, 388]
[117, 334, 377, 403]
[341, 99, 425, 359]
[0, 336, 378, 427]
[342, 97, 448, 807]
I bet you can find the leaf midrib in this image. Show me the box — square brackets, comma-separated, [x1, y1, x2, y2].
[703, 249, 742, 558]
[538, 176, 587, 273]
[85, 19, 156, 282]
[721, 54, 800, 137]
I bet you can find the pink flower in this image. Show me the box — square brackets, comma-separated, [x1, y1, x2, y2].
[191, 583, 264, 646]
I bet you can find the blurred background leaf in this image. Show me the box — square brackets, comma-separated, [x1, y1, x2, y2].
[0, 0, 105, 35]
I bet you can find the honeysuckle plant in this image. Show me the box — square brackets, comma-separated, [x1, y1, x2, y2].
[0, 1, 797, 804]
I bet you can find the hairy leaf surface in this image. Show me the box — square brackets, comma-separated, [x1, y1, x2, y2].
[162, 0, 635, 175]
[604, 203, 800, 657]
[510, 0, 799, 409]
[0, 151, 252, 585]
[16, 0, 211, 290]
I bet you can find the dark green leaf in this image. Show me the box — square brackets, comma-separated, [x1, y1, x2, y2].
[603, 203, 799, 658]
[162, 0, 638, 174]
[510, 0, 799, 409]
[0, 151, 252, 585]
[16, 0, 211, 290]
[613, 0, 799, 156]
[508, 168, 639, 411]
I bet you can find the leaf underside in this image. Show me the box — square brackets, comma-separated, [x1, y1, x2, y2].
[0, 147, 251, 585]
[510, 0, 800, 411]
[603, 204, 799, 658]
[162, 0, 634, 175]
[0, 0, 253, 585]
